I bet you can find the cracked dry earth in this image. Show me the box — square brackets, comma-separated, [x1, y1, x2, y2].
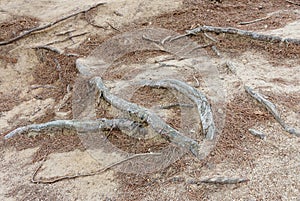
[0, 0, 300, 200]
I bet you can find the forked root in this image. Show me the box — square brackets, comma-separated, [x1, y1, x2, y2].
[5, 77, 217, 159]
[91, 77, 216, 158]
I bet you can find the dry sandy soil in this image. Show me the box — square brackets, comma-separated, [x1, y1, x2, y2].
[0, 0, 300, 200]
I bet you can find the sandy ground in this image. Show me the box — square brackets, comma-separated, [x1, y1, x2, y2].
[0, 0, 299, 200]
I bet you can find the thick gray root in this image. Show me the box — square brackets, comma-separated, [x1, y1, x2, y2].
[5, 118, 140, 139]
[245, 86, 300, 137]
[141, 79, 216, 140]
[91, 77, 204, 158]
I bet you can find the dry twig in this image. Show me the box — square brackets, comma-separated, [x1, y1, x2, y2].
[0, 2, 106, 46]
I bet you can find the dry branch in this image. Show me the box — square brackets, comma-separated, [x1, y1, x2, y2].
[245, 86, 300, 136]
[186, 25, 300, 45]
[5, 119, 140, 139]
[0, 2, 106, 46]
[91, 77, 205, 158]
[141, 79, 216, 140]
[32, 153, 160, 184]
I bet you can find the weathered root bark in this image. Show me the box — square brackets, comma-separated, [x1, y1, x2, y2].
[141, 79, 216, 140]
[91, 77, 210, 158]
[245, 86, 300, 137]
[186, 25, 300, 45]
[5, 118, 141, 139]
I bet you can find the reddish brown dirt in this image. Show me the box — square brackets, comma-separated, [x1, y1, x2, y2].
[0, 16, 39, 41]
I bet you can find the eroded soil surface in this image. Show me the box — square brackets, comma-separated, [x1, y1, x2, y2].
[0, 0, 299, 200]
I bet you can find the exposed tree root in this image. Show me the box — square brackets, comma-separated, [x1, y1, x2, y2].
[91, 77, 211, 158]
[32, 153, 160, 184]
[0, 2, 106, 46]
[186, 25, 300, 45]
[6, 76, 216, 159]
[141, 79, 216, 140]
[5, 119, 141, 139]
[245, 86, 300, 137]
